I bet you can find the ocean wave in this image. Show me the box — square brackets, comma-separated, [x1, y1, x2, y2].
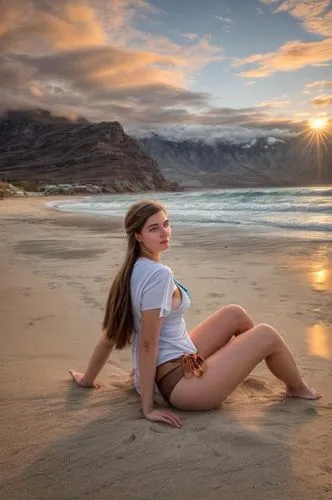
[258, 220, 332, 233]
[185, 187, 332, 201]
[45, 185, 332, 241]
[208, 204, 332, 214]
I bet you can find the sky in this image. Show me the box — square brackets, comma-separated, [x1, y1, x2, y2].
[0, 0, 331, 140]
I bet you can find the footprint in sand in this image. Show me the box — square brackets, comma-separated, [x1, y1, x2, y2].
[241, 377, 273, 394]
[123, 433, 136, 444]
[207, 292, 224, 299]
[302, 407, 318, 416]
[150, 426, 169, 433]
[320, 464, 332, 474]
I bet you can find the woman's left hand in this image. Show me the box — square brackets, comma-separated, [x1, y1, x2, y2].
[69, 369, 101, 388]
[143, 408, 184, 428]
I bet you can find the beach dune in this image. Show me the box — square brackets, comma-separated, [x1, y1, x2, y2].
[0, 197, 331, 500]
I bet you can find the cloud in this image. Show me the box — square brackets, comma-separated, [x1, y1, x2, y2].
[120, 105, 305, 131]
[0, 0, 107, 53]
[256, 99, 291, 108]
[0, 1, 223, 68]
[0, 48, 212, 121]
[138, 33, 223, 68]
[215, 15, 234, 33]
[30, 85, 43, 97]
[129, 122, 300, 143]
[21, 46, 188, 88]
[215, 16, 233, 23]
[93, 0, 161, 46]
[234, 38, 332, 77]
[244, 1, 332, 78]
[273, 0, 332, 38]
[312, 95, 332, 106]
[305, 80, 332, 89]
[256, 8, 264, 15]
[0, 0, 226, 126]
[0, 0, 317, 139]
[181, 33, 199, 40]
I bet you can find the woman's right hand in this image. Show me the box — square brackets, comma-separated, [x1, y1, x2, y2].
[144, 408, 183, 428]
[69, 369, 101, 388]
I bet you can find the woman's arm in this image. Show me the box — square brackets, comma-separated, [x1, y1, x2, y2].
[69, 330, 114, 388]
[139, 310, 162, 414]
[139, 310, 183, 428]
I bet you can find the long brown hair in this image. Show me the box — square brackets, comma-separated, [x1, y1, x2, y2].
[103, 200, 167, 349]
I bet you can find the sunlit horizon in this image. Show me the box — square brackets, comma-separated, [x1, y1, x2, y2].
[309, 118, 329, 131]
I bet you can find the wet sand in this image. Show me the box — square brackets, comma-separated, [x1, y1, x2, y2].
[1, 196, 331, 500]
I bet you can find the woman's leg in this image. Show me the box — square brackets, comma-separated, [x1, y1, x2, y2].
[190, 304, 254, 358]
[171, 323, 320, 411]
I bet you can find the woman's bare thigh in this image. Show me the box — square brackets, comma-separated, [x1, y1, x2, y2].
[189, 304, 254, 358]
[170, 324, 277, 411]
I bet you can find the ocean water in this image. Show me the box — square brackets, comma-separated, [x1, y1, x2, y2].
[47, 186, 332, 242]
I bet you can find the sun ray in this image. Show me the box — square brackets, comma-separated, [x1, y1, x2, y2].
[298, 117, 331, 182]
[310, 117, 328, 130]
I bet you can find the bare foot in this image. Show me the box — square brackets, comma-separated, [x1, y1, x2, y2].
[69, 369, 101, 389]
[286, 384, 321, 400]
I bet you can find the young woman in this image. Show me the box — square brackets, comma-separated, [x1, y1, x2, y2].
[69, 200, 320, 428]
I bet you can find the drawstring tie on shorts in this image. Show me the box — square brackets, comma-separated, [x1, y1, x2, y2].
[180, 353, 207, 379]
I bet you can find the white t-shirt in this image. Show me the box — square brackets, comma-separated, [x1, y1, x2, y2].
[130, 257, 197, 394]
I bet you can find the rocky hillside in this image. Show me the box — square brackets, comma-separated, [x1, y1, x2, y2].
[138, 134, 332, 188]
[0, 182, 26, 198]
[0, 109, 177, 193]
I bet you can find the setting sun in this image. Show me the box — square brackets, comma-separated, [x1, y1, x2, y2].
[310, 117, 328, 130]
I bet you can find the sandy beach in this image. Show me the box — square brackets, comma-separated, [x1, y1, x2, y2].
[1, 196, 331, 500]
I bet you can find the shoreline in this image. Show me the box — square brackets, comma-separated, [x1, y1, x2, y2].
[1, 196, 331, 499]
[41, 188, 332, 245]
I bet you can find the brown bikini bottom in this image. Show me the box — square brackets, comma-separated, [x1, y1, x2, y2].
[155, 353, 207, 404]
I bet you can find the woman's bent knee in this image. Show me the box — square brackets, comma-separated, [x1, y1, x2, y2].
[226, 304, 254, 331]
[254, 323, 282, 349]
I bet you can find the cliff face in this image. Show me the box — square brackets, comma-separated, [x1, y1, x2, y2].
[0, 109, 176, 192]
[0, 182, 26, 198]
[138, 134, 332, 188]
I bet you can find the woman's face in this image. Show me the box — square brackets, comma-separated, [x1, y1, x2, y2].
[137, 210, 171, 255]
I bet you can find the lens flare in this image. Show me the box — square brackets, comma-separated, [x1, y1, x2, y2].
[310, 117, 328, 130]
[299, 116, 331, 182]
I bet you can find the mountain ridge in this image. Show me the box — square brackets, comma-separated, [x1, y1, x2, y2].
[137, 133, 332, 188]
[0, 109, 330, 191]
[0, 109, 177, 193]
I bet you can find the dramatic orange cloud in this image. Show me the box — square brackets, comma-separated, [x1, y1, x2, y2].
[0, 1, 107, 53]
[273, 0, 332, 38]
[247, 1, 332, 78]
[312, 95, 332, 106]
[0, 0, 321, 133]
[0, 0, 224, 119]
[234, 38, 332, 78]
